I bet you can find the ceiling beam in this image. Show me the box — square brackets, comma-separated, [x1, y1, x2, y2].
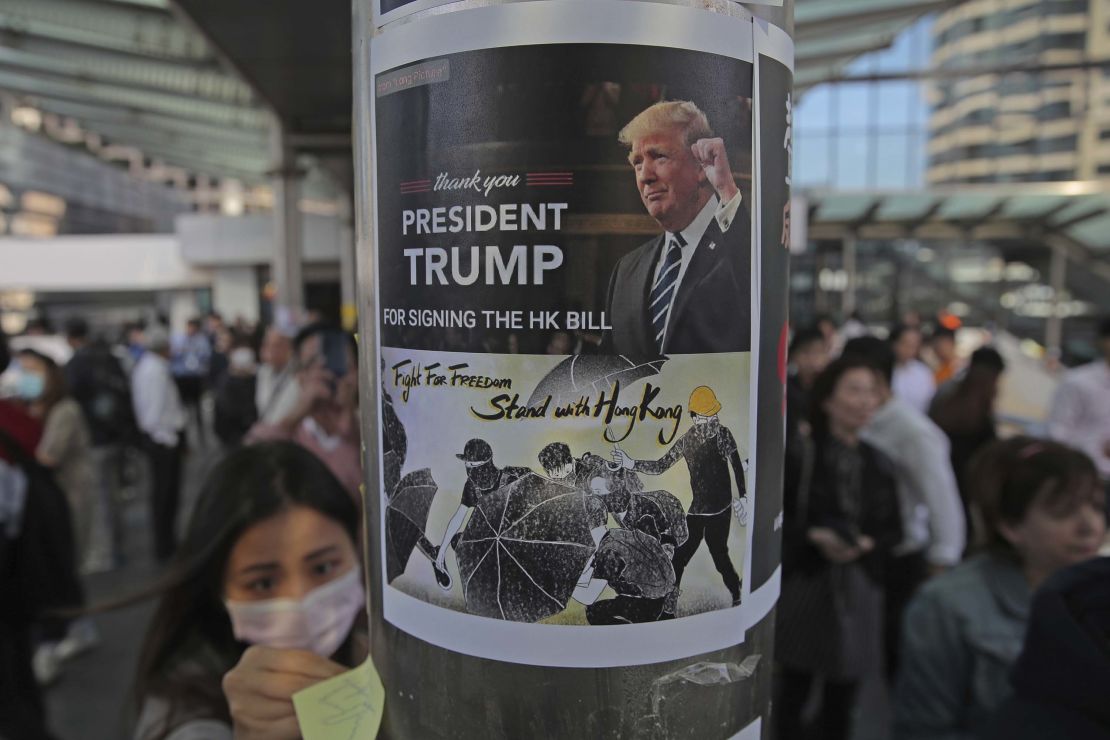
[0, 0, 210, 62]
[74, 119, 268, 169]
[31, 97, 266, 147]
[0, 35, 254, 105]
[796, 0, 954, 39]
[0, 68, 268, 129]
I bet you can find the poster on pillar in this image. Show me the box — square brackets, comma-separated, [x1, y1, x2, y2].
[373, 0, 785, 27]
[369, 0, 781, 668]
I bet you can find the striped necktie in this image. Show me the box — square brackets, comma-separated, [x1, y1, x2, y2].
[649, 233, 686, 352]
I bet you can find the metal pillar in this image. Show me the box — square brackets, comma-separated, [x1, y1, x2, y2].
[269, 120, 305, 319]
[1047, 243, 1067, 356]
[843, 232, 858, 318]
[338, 196, 358, 332]
[354, 2, 792, 737]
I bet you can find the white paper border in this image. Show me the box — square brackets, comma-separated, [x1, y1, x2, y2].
[729, 716, 763, 740]
[371, 0, 772, 668]
[370, 0, 755, 75]
[746, 16, 794, 609]
[374, 0, 783, 30]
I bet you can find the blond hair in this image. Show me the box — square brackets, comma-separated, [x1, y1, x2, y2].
[618, 100, 713, 147]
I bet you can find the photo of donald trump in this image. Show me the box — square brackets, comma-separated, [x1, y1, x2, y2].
[601, 101, 752, 356]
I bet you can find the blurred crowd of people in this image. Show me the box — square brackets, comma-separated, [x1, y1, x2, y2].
[2, 305, 1108, 740]
[776, 313, 1110, 740]
[0, 311, 365, 740]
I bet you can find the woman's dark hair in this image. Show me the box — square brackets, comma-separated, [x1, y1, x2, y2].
[807, 355, 880, 440]
[930, 347, 1005, 435]
[968, 437, 1102, 556]
[788, 326, 825, 359]
[132, 442, 359, 738]
[16, 348, 67, 412]
[842, 336, 895, 387]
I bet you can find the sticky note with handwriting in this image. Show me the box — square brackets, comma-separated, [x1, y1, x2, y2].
[293, 656, 384, 740]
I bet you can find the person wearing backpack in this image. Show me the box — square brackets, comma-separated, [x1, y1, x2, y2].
[64, 318, 137, 572]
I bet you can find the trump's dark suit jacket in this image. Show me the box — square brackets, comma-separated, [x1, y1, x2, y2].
[601, 205, 751, 355]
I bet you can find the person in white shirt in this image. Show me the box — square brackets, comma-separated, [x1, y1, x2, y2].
[255, 326, 301, 425]
[891, 324, 936, 415]
[1050, 317, 1110, 491]
[131, 326, 186, 562]
[844, 336, 966, 679]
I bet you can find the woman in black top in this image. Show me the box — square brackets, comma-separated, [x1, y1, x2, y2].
[776, 356, 903, 740]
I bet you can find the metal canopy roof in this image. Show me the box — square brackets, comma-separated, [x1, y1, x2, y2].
[0, 0, 272, 183]
[0, 0, 945, 187]
[803, 185, 1110, 285]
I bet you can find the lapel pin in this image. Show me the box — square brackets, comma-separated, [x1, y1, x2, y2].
[709, 241, 717, 250]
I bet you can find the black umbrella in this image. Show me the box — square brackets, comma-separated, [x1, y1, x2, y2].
[527, 354, 667, 408]
[592, 528, 676, 599]
[456, 473, 596, 622]
[386, 468, 438, 583]
[382, 394, 407, 493]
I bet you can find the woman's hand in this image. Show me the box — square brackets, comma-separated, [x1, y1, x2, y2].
[223, 645, 346, 740]
[806, 527, 874, 564]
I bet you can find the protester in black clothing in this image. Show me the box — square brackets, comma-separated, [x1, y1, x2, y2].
[433, 438, 529, 589]
[983, 556, 1110, 740]
[538, 442, 607, 489]
[612, 386, 747, 608]
[775, 356, 902, 740]
[577, 528, 677, 625]
[588, 476, 688, 551]
[538, 442, 644, 514]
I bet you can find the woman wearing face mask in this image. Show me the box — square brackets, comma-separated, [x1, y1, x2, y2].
[775, 356, 903, 740]
[15, 349, 100, 683]
[16, 350, 98, 570]
[133, 441, 366, 740]
[893, 437, 1106, 740]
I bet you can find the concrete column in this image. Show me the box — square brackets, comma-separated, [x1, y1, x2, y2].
[269, 120, 305, 320]
[212, 266, 261, 326]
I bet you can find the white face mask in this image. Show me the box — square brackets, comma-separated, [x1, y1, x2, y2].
[225, 566, 365, 657]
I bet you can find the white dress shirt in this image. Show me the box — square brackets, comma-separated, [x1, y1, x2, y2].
[652, 191, 744, 343]
[131, 352, 185, 447]
[861, 398, 966, 565]
[255, 363, 301, 425]
[1050, 360, 1110, 479]
[892, 359, 937, 415]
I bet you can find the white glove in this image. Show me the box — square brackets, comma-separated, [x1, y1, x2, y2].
[610, 446, 634, 471]
[732, 497, 749, 526]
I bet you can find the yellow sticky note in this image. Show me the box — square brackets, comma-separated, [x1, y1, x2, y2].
[293, 656, 385, 740]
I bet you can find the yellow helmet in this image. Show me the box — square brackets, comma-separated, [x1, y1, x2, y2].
[688, 386, 722, 417]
